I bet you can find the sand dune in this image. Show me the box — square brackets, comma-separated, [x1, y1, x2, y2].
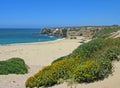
[0, 39, 120, 88]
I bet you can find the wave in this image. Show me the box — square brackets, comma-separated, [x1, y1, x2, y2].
[49, 36, 54, 38]
[53, 38, 65, 41]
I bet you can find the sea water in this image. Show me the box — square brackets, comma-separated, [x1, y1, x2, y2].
[0, 28, 60, 45]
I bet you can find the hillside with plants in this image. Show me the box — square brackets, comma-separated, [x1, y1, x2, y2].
[25, 28, 120, 88]
[93, 27, 120, 38]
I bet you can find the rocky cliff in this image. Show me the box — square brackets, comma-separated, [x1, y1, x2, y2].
[41, 26, 120, 39]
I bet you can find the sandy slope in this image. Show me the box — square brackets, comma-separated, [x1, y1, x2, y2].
[110, 30, 120, 38]
[0, 39, 81, 88]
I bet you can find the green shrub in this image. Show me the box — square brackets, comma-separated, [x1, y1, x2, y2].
[26, 37, 120, 87]
[71, 38, 105, 58]
[0, 58, 28, 75]
[25, 77, 37, 88]
[73, 58, 112, 83]
[25, 58, 80, 87]
[97, 46, 120, 61]
[73, 60, 100, 82]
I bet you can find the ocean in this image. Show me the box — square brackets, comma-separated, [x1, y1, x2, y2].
[0, 28, 60, 45]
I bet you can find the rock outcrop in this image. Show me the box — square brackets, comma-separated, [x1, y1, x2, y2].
[41, 28, 67, 38]
[41, 26, 120, 39]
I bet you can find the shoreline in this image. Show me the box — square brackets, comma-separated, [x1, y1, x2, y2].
[0, 38, 65, 46]
[0, 39, 81, 65]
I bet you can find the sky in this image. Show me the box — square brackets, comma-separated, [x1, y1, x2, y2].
[0, 0, 120, 28]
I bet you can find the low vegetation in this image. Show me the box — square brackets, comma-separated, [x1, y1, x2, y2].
[93, 27, 120, 38]
[0, 58, 28, 75]
[25, 36, 120, 87]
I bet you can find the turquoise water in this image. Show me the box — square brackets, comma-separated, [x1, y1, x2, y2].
[0, 28, 60, 45]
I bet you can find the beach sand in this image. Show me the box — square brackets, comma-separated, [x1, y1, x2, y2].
[0, 39, 120, 88]
[0, 39, 81, 88]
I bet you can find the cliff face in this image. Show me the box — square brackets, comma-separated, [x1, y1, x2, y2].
[41, 28, 67, 38]
[41, 26, 120, 39]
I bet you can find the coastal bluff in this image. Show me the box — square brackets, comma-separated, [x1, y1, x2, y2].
[41, 26, 120, 39]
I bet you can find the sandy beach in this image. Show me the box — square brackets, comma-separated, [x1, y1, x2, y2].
[0, 39, 120, 88]
[0, 39, 81, 88]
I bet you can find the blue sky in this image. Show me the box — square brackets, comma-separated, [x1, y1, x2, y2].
[0, 0, 120, 28]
